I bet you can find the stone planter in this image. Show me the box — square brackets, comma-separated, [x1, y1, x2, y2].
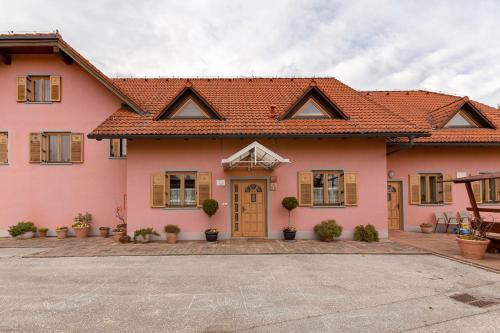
[16, 231, 34, 240]
[56, 229, 68, 239]
[456, 237, 490, 260]
[420, 225, 434, 234]
[135, 234, 151, 243]
[99, 228, 110, 238]
[74, 227, 90, 239]
[166, 233, 178, 244]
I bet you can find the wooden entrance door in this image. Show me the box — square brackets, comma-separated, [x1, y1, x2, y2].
[232, 180, 266, 237]
[387, 181, 402, 230]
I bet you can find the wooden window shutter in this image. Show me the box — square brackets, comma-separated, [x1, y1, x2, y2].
[0, 133, 8, 164]
[17, 77, 27, 102]
[50, 76, 61, 102]
[151, 172, 166, 208]
[111, 139, 120, 157]
[443, 174, 453, 204]
[344, 172, 358, 206]
[70, 133, 84, 163]
[29, 133, 42, 163]
[495, 179, 500, 202]
[196, 172, 212, 207]
[409, 175, 421, 205]
[297, 171, 313, 206]
[472, 181, 482, 204]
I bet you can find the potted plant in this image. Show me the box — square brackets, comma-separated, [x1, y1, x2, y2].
[314, 220, 343, 242]
[56, 226, 68, 239]
[133, 228, 159, 243]
[8, 221, 36, 239]
[112, 206, 127, 242]
[72, 212, 92, 238]
[113, 228, 126, 242]
[99, 227, 110, 238]
[203, 199, 219, 242]
[420, 222, 434, 234]
[38, 228, 48, 239]
[354, 224, 379, 242]
[456, 219, 491, 260]
[281, 196, 298, 240]
[164, 224, 180, 244]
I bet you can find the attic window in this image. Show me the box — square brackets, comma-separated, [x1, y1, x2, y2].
[171, 98, 209, 119]
[444, 110, 478, 128]
[292, 98, 330, 118]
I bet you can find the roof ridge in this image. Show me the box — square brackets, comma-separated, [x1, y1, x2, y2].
[362, 89, 461, 98]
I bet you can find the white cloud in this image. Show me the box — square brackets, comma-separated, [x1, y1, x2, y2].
[1, 0, 499, 106]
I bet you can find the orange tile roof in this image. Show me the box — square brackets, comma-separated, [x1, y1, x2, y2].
[89, 78, 425, 137]
[364, 91, 500, 143]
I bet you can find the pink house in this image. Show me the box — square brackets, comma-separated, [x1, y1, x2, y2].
[1, 32, 499, 240]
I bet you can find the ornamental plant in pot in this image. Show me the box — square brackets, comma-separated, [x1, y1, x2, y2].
[8, 221, 36, 239]
[99, 227, 110, 238]
[56, 226, 68, 239]
[420, 222, 434, 234]
[72, 212, 92, 238]
[133, 228, 159, 243]
[164, 224, 180, 244]
[314, 220, 343, 242]
[456, 218, 491, 260]
[203, 199, 219, 242]
[281, 197, 298, 241]
[38, 228, 48, 239]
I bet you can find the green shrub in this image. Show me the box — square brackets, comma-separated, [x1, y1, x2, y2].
[8, 222, 37, 237]
[164, 224, 180, 234]
[281, 197, 298, 211]
[353, 224, 379, 242]
[313, 220, 343, 240]
[133, 228, 159, 241]
[203, 199, 219, 230]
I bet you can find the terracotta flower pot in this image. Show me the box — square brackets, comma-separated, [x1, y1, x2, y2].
[74, 227, 90, 238]
[56, 229, 68, 239]
[38, 230, 48, 239]
[321, 236, 334, 242]
[113, 230, 126, 242]
[456, 237, 490, 260]
[420, 225, 434, 234]
[166, 233, 177, 244]
[99, 228, 109, 238]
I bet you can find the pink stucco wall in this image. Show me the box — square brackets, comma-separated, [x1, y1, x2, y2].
[0, 55, 126, 236]
[387, 146, 500, 231]
[127, 138, 388, 239]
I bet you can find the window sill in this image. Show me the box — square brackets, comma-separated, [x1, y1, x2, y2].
[0, 163, 9, 166]
[312, 205, 346, 208]
[24, 101, 53, 104]
[41, 162, 73, 165]
[109, 157, 127, 160]
[163, 207, 199, 211]
[479, 203, 500, 206]
[419, 204, 445, 206]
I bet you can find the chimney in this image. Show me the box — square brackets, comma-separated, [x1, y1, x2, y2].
[270, 105, 277, 119]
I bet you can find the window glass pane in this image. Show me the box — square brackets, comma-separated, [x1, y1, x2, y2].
[489, 179, 496, 202]
[61, 135, 70, 162]
[327, 173, 339, 204]
[169, 175, 181, 206]
[296, 100, 325, 117]
[175, 100, 207, 118]
[48, 135, 58, 161]
[34, 79, 42, 102]
[420, 176, 427, 203]
[184, 175, 196, 206]
[313, 173, 324, 205]
[429, 176, 437, 203]
[44, 79, 50, 102]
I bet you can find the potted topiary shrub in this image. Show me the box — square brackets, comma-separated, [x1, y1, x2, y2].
[354, 224, 379, 242]
[420, 223, 434, 234]
[38, 228, 48, 239]
[99, 227, 110, 238]
[203, 199, 219, 242]
[72, 212, 92, 238]
[281, 197, 298, 241]
[8, 222, 36, 239]
[314, 220, 343, 242]
[56, 226, 68, 239]
[164, 224, 180, 244]
[133, 228, 159, 243]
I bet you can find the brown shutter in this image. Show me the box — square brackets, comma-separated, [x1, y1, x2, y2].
[409, 174, 421, 205]
[50, 76, 61, 102]
[151, 172, 166, 208]
[472, 181, 482, 204]
[196, 172, 212, 207]
[111, 139, 120, 157]
[344, 172, 358, 206]
[298, 171, 313, 206]
[29, 133, 42, 163]
[0, 133, 8, 164]
[443, 174, 453, 204]
[495, 179, 500, 202]
[70, 133, 84, 163]
[17, 77, 27, 102]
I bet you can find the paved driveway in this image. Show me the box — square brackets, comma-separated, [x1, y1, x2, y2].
[0, 251, 499, 332]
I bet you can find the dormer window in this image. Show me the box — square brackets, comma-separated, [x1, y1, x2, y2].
[292, 98, 329, 118]
[171, 98, 210, 119]
[444, 111, 478, 128]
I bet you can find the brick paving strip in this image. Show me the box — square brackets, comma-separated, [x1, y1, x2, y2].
[0, 237, 428, 257]
[389, 230, 500, 273]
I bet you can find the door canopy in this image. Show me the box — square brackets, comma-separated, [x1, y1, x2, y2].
[222, 141, 290, 170]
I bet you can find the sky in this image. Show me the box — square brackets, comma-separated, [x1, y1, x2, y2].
[1, 0, 500, 106]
